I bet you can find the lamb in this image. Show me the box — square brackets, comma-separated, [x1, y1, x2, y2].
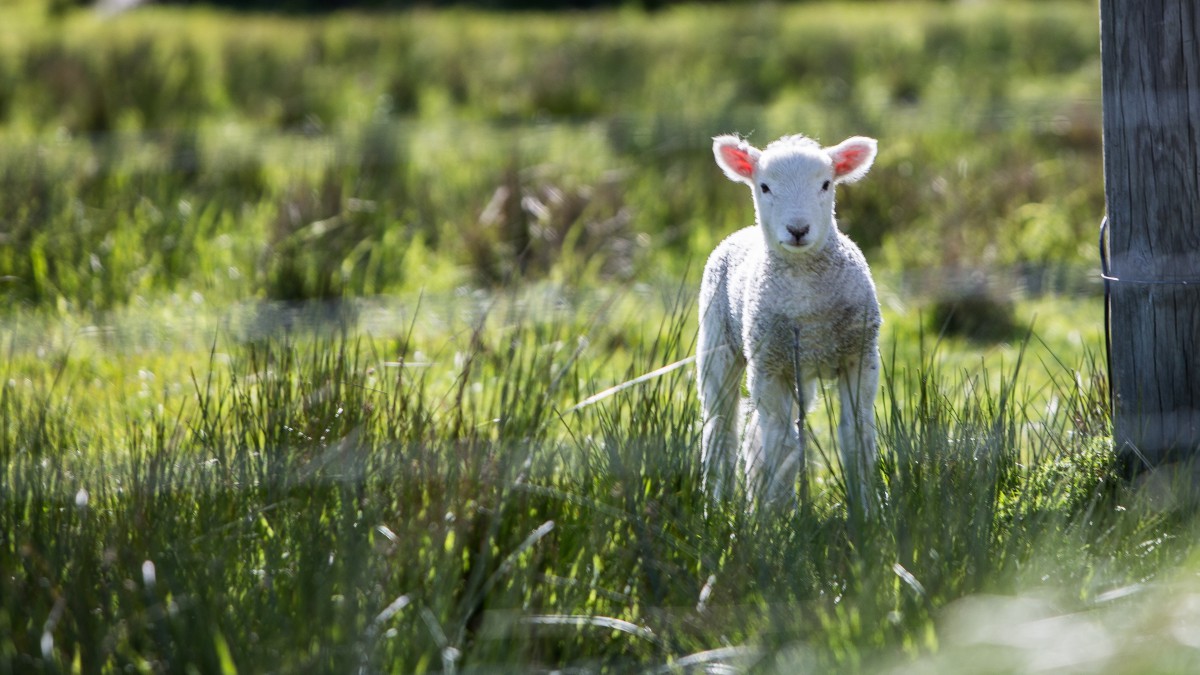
[698, 133, 882, 507]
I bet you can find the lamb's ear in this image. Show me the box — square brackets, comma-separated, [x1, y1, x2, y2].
[827, 136, 878, 184]
[713, 135, 761, 185]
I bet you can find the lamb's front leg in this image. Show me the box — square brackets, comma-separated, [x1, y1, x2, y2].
[744, 370, 800, 505]
[698, 335, 744, 502]
[838, 348, 880, 510]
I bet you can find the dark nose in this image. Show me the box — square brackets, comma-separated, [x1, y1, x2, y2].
[787, 224, 810, 241]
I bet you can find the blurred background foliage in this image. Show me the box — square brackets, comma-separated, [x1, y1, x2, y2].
[0, 0, 1102, 315]
[53, 0, 1096, 12]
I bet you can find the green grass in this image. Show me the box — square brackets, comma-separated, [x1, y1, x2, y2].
[0, 1, 1103, 312]
[3, 292, 1196, 673]
[5, 1, 1197, 672]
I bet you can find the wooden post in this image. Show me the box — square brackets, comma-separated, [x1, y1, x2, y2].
[1100, 0, 1200, 468]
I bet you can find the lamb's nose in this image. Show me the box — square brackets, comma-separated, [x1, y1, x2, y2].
[787, 225, 810, 241]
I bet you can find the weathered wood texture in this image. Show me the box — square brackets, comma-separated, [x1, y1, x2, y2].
[1101, 0, 1200, 465]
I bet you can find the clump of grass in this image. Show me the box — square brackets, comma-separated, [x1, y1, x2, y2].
[264, 169, 348, 301]
[468, 159, 639, 285]
[927, 279, 1023, 343]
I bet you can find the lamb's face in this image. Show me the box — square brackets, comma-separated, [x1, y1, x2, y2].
[713, 133, 878, 256]
[752, 145, 837, 254]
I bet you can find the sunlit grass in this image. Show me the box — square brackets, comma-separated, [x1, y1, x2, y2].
[6, 288, 1197, 672]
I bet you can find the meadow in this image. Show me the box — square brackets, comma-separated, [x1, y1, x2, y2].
[5, 0, 1200, 672]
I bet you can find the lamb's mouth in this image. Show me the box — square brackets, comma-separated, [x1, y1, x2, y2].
[782, 224, 811, 250]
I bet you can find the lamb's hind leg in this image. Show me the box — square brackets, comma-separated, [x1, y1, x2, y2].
[698, 334, 743, 501]
[838, 348, 880, 511]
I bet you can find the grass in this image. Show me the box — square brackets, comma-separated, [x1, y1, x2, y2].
[3, 289, 1198, 672]
[0, 1, 1103, 312]
[5, 0, 1198, 671]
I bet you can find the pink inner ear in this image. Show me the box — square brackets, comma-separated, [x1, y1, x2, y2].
[720, 145, 756, 178]
[833, 146, 868, 177]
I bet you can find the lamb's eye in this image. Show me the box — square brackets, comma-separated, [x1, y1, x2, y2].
[821, 180, 831, 191]
[760, 183, 770, 194]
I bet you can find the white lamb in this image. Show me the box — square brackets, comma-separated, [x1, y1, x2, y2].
[698, 133, 882, 506]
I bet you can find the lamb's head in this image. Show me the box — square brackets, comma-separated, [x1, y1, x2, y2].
[713, 133, 877, 255]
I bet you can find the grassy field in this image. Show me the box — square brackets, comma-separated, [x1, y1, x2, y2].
[6, 0, 1200, 672]
[6, 294, 1196, 673]
[0, 0, 1103, 309]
